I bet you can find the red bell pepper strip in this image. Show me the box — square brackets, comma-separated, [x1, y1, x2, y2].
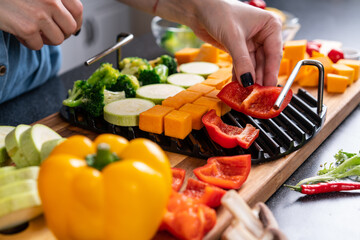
[171, 168, 186, 192]
[161, 190, 217, 240]
[217, 82, 293, 119]
[193, 155, 251, 190]
[285, 182, 360, 195]
[183, 178, 226, 208]
[327, 49, 344, 63]
[202, 109, 259, 149]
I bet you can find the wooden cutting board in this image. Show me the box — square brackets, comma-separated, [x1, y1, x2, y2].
[2, 78, 360, 240]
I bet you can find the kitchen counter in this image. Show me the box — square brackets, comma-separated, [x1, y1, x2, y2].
[0, 0, 360, 239]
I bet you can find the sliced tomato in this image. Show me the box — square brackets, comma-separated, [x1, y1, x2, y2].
[171, 168, 186, 192]
[217, 82, 293, 119]
[202, 109, 259, 149]
[183, 178, 226, 208]
[193, 155, 251, 190]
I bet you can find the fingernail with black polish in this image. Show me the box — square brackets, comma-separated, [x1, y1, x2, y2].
[75, 29, 81, 36]
[240, 72, 254, 87]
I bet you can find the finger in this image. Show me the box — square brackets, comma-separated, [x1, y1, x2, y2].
[39, 18, 65, 45]
[261, 18, 283, 86]
[61, 0, 83, 33]
[17, 32, 44, 50]
[52, 3, 77, 38]
[255, 46, 265, 85]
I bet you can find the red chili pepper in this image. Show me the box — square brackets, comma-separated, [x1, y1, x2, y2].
[327, 49, 344, 63]
[248, 0, 266, 9]
[183, 178, 226, 208]
[193, 155, 251, 190]
[217, 82, 293, 119]
[171, 168, 186, 192]
[202, 109, 259, 149]
[161, 190, 217, 240]
[285, 182, 360, 195]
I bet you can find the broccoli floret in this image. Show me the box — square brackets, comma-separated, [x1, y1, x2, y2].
[109, 74, 140, 98]
[138, 64, 169, 86]
[62, 80, 88, 107]
[87, 63, 120, 88]
[118, 57, 152, 78]
[149, 55, 178, 75]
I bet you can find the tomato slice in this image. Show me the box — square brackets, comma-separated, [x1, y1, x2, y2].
[183, 178, 226, 208]
[202, 109, 259, 149]
[193, 155, 251, 190]
[217, 82, 293, 119]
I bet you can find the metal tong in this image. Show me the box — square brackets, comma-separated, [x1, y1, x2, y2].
[84, 32, 134, 66]
[273, 59, 325, 115]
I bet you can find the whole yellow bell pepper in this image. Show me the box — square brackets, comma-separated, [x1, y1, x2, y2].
[38, 134, 172, 240]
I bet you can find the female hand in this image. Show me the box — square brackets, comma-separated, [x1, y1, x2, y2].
[0, 0, 83, 50]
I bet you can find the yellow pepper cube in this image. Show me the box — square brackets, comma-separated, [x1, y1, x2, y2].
[175, 90, 202, 104]
[179, 103, 209, 130]
[332, 64, 355, 85]
[279, 58, 290, 77]
[162, 95, 187, 110]
[187, 83, 216, 95]
[204, 89, 220, 99]
[327, 73, 348, 93]
[283, 40, 307, 76]
[194, 43, 219, 63]
[202, 77, 230, 89]
[337, 59, 360, 82]
[207, 67, 232, 80]
[139, 105, 174, 134]
[193, 96, 222, 116]
[175, 48, 200, 65]
[164, 110, 192, 139]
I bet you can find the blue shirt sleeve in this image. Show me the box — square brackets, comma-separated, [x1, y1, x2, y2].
[0, 31, 61, 104]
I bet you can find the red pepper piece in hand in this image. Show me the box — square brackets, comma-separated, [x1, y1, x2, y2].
[183, 178, 226, 208]
[171, 168, 186, 192]
[285, 182, 360, 195]
[217, 82, 293, 119]
[328, 49, 344, 63]
[162, 190, 217, 240]
[202, 109, 259, 149]
[193, 155, 251, 190]
[248, 0, 266, 9]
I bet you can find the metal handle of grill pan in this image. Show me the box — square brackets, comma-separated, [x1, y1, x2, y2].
[273, 59, 325, 115]
[84, 32, 134, 66]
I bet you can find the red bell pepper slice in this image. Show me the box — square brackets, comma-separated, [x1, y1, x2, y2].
[161, 190, 217, 240]
[171, 168, 186, 192]
[183, 178, 226, 208]
[202, 109, 259, 149]
[306, 41, 321, 57]
[327, 48, 344, 63]
[193, 155, 251, 190]
[217, 82, 293, 119]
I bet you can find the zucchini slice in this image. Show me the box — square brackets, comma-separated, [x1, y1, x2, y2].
[136, 84, 184, 104]
[179, 62, 219, 77]
[167, 73, 205, 88]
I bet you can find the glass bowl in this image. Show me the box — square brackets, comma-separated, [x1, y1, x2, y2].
[151, 16, 203, 55]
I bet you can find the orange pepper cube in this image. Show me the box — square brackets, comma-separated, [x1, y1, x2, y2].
[175, 90, 202, 104]
[139, 105, 174, 134]
[164, 110, 192, 139]
[179, 103, 209, 130]
[162, 95, 187, 110]
[175, 48, 200, 65]
[337, 59, 360, 82]
[204, 89, 220, 99]
[283, 40, 307, 75]
[194, 43, 219, 63]
[279, 58, 290, 77]
[332, 64, 355, 85]
[187, 83, 215, 95]
[327, 73, 348, 93]
[193, 96, 222, 116]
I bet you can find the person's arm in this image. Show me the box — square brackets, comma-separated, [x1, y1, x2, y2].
[0, 0, 83, 50]
[119, 0, 282, 86]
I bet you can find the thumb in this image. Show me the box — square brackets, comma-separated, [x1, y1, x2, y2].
[229, 39, 256, 87]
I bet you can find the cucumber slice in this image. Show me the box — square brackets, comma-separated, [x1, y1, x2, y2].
[179, 61, 219, 77]
[19, 124, 62, 166]
[167, 73, 205, 88]
[136, 84, 184, 104]
[0, 191, 42, 230]
[0, 166, 39, 186]
[5, 125, 31, 168]
[0, 126, 15, 166]
[40, 138, 66, 163]
[104, 98, 155, 127]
